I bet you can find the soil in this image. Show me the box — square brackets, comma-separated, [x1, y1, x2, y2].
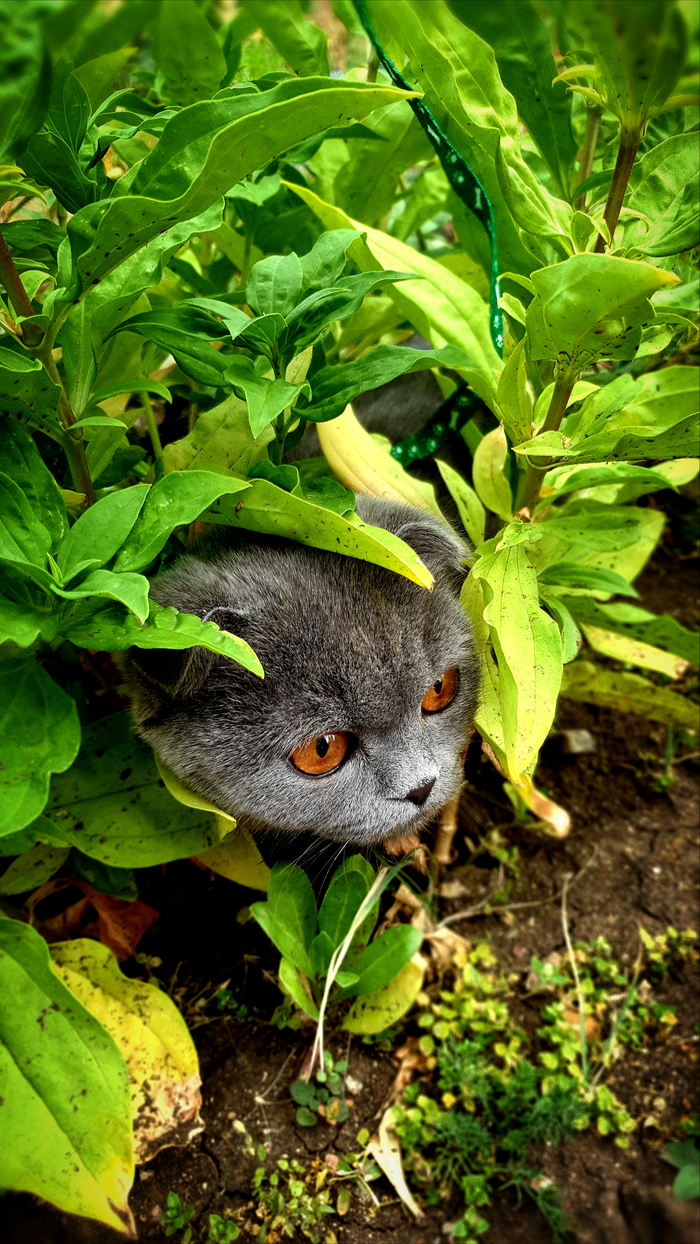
[4, 553, 699, 1244]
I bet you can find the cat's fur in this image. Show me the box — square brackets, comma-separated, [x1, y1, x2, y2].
[123, 495, 477, 849]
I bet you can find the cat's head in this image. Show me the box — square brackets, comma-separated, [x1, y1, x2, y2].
[122, 497, 478, 848]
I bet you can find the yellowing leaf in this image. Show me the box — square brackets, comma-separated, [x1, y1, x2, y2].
[368, 1102, 425, 1220]
[156, 755, 271, 890]
[472, 425, 513, 521]
[0, 919, 135, 1236]
[317, 402, 443, 525]
[50, 940, 202, 1164]
[342, 955, 425, 1035]
[581, 624, 690, 680]
[471, 545, 563, 780]
[197, 830, 271, 893]
[560, 661, 699, 730]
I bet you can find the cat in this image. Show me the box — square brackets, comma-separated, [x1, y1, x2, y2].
[122, 493, 477, 854]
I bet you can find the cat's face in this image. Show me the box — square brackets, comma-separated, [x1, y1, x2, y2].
[123, 498, 478, 848]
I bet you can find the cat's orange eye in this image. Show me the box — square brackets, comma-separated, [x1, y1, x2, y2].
[421, 667, 459, 713]
[290, 731, 349, 776]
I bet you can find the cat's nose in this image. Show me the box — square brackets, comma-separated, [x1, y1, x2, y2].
[406, 777, 436, 806]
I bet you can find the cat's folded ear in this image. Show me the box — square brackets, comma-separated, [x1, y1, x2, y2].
[355, 496, 469, 593]
[126, 608, 247, 697]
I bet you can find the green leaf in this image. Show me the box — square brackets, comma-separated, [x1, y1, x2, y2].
[674, 1165, 700, 1202]
[435, 460, 486, 548]
[0, 659, 80, 840]
[0, 346, 62, 439]
[247, 251, 305, 318]
[72, 49, 137, 114]
[88, 378, 172, 407]
[280, 958, 320, 1020]
[370, 0, 571, 258]
[558, 598, 700, 668]
[0, 420, 67, 550]
[472, 426, 512, 522]
[318, 871, 371, 951]
[342, 957, 425, 1035]
[250, 863, 318, 980]
[62, 203, 226, 415]
[539, 563, 638, 598]
[541, 462, 678, 506]
[447, 0, 578, 198]
[244, 0, 330, 76]
[0, 471, 52, 568]
[203, 477, 435, 589]
[156, 0, 227, 106]
[51, 569, 150, 623]
[347, 925, 424, 997]
[42, 712, 221, 867]
[68, 78, 417, 294]
[113, 472, 251, 574]
[300, 343, 477, 424]
[515, 415, 699, 465]
[495, 339, 533, 447]
[0, 586, 48, 648]
[576, 508, 665, 586]
[310, 931, 335, 979]
[526, 254, 678, 366]
[62, 601, 263, 677]
[57, 484, 149, 580]
[470, 544, 563, 781]
[0, 918, 134, 1234]
[0, 817, 71, 859]
[565, 0, 686, 135]
[539, 590, 580, 665]
[287, 182, 501, 406]
[664, 1141, 700, 1171]
[0, 1, 52, 163]
[328, 98, 433, 227]
[537, 508, 643, 552]
[559, 661, 698, 731]
[0, 844, 70, 896]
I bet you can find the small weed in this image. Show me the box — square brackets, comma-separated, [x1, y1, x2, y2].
[161, 1191, 195, 1241]
[394, 923, 697, 1241]
[205, 1214, 240, 1242]
[639, 926, 699, 981]
[291, 1051, 349, 1126]
[216, 989, 250, 1021]
[233, 1119, 340, 1242]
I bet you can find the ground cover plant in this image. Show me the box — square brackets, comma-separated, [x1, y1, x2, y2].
[0, 0, 698, 1239]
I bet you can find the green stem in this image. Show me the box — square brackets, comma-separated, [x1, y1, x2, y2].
[515, 364, 578, 514]
[38, 344, 97, 507]
[593, 126, 641, 253]
[143, 392, 163, 461]
[366, 49, 379, 83]
[573, 107, 602, 212]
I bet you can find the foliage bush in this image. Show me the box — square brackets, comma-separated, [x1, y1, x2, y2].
[0, 0, 698, 1234]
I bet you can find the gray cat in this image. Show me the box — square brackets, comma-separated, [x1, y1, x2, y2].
[122, 493, 478, 852]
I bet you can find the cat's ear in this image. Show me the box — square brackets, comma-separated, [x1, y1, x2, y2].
[127, 608, 247, 696]
[356, 497, 469, 593]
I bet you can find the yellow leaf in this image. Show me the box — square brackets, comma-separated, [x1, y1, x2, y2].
[50, 940, 202, 1164]
[581, 624, 690, 680]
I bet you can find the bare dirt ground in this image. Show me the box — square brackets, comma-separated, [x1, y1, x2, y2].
[4, 553, 699, 1244]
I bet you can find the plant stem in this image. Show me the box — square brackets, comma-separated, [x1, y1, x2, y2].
[561, 872, 589, 1082]
[38, 344, 97, 506]
[0, 226, 43, 346]
[143, 392, 163, 461]
[593, 127, 641, 253]
[574, 107, 602, 212]
[515, 364, 578, 513]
